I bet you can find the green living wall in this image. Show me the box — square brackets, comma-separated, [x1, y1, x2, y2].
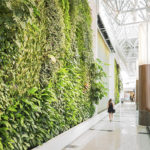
[114, 60, 122, 104]
[0, 0, 107, 149]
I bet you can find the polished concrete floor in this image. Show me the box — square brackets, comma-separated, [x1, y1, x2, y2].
[64, 102, 150, 150]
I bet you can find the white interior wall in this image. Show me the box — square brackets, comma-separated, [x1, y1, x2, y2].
[109, 53, 115, 101]
[96, 31, 110, 113]
[89, 0, 115, 113]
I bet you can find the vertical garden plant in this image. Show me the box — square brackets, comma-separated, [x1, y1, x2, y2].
[0, 0, 107, 149]
[114, 60, 122, 104]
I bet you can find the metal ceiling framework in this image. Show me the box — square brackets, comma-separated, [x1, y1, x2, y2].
[97, 14, 115, 52]
[99, 0, 150, 78]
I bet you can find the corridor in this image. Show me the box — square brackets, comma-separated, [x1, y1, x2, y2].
[64, 102, 150, 150]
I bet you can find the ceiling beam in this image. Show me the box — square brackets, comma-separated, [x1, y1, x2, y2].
[119, 21, 145, 26]
[119, 7, 147, 14]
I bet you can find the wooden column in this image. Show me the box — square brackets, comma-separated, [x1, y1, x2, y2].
[136, 80, 139, 110]
[139, 64, 150, 126]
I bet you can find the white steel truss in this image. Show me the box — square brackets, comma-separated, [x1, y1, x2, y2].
[99, 0, 150, 78]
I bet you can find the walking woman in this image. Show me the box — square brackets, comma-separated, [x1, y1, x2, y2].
[108, 99, 115, 122]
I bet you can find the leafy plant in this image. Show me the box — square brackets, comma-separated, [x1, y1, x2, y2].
[90, 59, 108, 104]
[0, 0, 108, 149]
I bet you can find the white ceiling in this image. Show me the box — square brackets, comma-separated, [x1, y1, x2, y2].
[98, 0, 150, 81]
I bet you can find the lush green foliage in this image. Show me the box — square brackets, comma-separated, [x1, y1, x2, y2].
[114, 60, 122, 104]
[0, 0, 107, 149]
[90, 59, 108, 104]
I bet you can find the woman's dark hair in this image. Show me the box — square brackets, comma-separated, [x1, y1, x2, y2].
[108, 99, 112, 105]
